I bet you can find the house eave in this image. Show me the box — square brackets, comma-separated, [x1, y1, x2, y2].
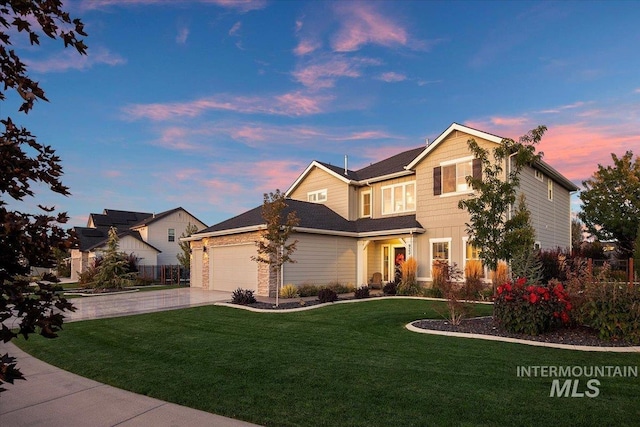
[182, 225, 266, 241]
[285, 161, 356, 197]
[356, 170, 415, 185]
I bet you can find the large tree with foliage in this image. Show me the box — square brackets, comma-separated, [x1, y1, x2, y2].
[0, 1, 86, 392]
[505, 194, 542, 283]
[251, 190, 299, 304]
[458, 126, 545, 274]
[579, 151, 640, 259]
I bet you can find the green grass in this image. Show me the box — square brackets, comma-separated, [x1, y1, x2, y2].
[15, 300, 640, 426]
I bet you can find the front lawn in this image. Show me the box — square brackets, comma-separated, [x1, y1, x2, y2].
[15, 299, 640, 426]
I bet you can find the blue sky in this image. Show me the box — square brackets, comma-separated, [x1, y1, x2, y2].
[8, 0, 640, 228]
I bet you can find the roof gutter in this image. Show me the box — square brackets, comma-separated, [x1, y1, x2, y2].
[181, 225, 266, 241]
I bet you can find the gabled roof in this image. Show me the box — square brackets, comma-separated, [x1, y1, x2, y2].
[285, 146, 424, 196]
[129, 207, 207, 229]
[406, 123, 502, 170]
[73, 227, 161, 253]
[188, 199, 424, 240]
[89, 209, 152, 231]
[405, 122, 579, 191]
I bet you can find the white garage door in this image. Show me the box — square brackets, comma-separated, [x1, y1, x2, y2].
[211, 244, 258, 292]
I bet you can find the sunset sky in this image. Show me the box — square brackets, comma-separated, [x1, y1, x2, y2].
[8, 0, 640, 228]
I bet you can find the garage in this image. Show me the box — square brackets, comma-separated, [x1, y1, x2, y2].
[210, 244, 258, 292]
[190, 248, 203, 288]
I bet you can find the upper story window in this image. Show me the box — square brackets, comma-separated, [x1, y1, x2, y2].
[548, 180, 553, 201]
[308, 189, 327, 203]
[168, 228, 175, 242]
[434, 157, 481, 196]
[361, 191, 371, 218]
[381, 181, 415, 215]
[535, 169, 544, 181]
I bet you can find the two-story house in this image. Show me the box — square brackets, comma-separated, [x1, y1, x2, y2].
[70, 207, 206, 281]
[186, 123, 578, 296]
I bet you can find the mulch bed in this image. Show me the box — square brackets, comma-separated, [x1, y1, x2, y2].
[239, 296, 636, 347]
[413, 317, 635, 347]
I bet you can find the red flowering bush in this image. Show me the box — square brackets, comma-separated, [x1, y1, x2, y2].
[494, 278, 571, 335]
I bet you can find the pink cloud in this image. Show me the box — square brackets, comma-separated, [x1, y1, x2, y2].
[124, 91, 332, 120]
[292, 55, 381, 89]
[331, 130, 396, 141]
[27, 47, 125, 73]
[154, 127, 204, 151]
[378, 72, 407, 83]
[331, 2, 408, 52]
[103, 170, 122, 178]
[294, 39, 322, 56]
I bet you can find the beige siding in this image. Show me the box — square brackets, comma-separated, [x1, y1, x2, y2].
[284, 233, 357, 286]
[518, 166, 572, 250]
[289, 166, 351, 219]
[413, 131, 499, 278]
[141, 210, 206, 265]
[98, 235, 158, 266]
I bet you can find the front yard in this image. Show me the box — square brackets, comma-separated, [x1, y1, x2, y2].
[15, 299, 640, 426]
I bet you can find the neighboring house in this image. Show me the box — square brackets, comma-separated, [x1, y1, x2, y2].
[70, 207, 207, 281]
[185, 123, 579, 296]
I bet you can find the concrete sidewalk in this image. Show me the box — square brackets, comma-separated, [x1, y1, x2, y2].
[0, 288, 262, 427]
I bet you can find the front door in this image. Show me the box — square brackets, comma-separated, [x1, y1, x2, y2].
[382, 244, 406, 283]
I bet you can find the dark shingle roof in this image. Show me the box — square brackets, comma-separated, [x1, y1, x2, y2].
[197, 200, 423, 236]
[311, 147, 424, 182]
[90, 209, 152, 231]
[73, 227, 161, 252]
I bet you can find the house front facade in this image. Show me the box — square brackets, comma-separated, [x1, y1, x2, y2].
[71, 207, 206, 281]
[186, 123, 578, 296]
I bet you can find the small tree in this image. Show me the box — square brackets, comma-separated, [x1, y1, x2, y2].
[571, 218, 583, 255]
[92, 228, 137, 290]
[177, 223, 199, 270]
[251, 190, 299, 304]
[505, 194, 543, 283]
[458, 126, 545, 277]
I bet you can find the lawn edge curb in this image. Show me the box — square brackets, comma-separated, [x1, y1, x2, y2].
[405, 321, 640, 352]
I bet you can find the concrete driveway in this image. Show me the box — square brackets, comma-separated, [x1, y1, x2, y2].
[62, 287, 231, 322]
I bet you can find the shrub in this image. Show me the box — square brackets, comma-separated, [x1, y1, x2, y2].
[279, 284, 299, 299]
[491, 260, 510, 286]
[326, 282, 354, 294]
[398, 257, 421, 295]
[354, 286, 370, 299]
[431, 260, 449, 295]
[298, 283, 320, 297]
[231, 288, 257, 305]
[570, 264, 640, 344]
[382, 282, 397, 295]
[135, 276, 155, 287]
[436, 263, 475, 325]
[318, 288, 338, 303]
[494, 278, 571, 335]
[539, 248, 570, 283]
[464, 260, 484, 299]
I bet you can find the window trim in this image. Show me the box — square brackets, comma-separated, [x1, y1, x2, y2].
[547, 180, 553, 201]
[307, 189, 328, 203]
[381, 181, 416, 215]
[429, 237, 451, 279]
[436, 156, 479, 197]
[534, 169, 544, 182]
[168, 228, 175, 242]
[361, 190, 371, 218]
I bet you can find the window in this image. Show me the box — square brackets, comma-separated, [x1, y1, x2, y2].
[168, 228, 175, 242]
[381, 181, 416, 215]
[464, 238, 485, 278]
[432, 241, 450, 262]
[308, 189, 327, 203]
[361, 191, 371, 217]
[535, 170, 544, 181]
[547, 180, 553, 201]
[434, 157, 481, 195]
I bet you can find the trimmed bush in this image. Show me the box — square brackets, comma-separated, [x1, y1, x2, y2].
[494, 278, 571, 335]
[382, 282, 397, 296]
[298, 283, 320, 297]
[318, 288, 338, 303]
[326, 282, 354, 294]
[231, 288, 257, 305]
[354, 286, 370, 299]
